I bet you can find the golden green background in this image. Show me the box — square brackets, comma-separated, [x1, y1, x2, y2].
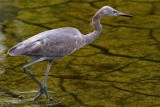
[0, 0, 160, 107]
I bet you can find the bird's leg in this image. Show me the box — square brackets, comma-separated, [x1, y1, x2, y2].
[42, 60, 53, 98]
[34, 60, 53, 101]
[23, 57, 48, 99]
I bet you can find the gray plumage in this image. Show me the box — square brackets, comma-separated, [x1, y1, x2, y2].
[8, 27, 85, 60]
[8, 6, 133, 101]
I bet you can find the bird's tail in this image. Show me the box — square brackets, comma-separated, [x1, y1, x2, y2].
[8, 46, 19, 56]
[7, 44, 25, 56]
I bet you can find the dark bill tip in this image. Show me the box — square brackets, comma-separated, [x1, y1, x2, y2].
[118, 12, 134, 18]
[120, 14, 134, 17]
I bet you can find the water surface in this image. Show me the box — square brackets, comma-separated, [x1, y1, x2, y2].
[0, 0, 160, 107]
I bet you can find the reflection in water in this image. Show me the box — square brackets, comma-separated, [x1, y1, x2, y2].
[0, 32, 5, 54]
[0, 0, 19, 74]
[0, 24, 5, 74]
[0, 25, 5, 53]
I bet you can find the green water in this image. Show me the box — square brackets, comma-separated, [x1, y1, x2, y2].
[0, 0, 160, 107]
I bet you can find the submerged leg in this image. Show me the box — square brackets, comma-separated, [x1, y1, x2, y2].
[34, 60, 53, 101]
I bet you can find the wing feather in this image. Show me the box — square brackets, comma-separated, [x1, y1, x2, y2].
[8, 27, 84, 58]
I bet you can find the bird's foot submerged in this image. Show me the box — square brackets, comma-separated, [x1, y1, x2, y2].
[33, 86, 49, 101]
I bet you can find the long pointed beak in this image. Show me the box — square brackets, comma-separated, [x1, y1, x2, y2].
[117, 12, 133, 17]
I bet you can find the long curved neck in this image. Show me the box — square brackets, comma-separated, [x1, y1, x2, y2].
[84, 10, 103, 45]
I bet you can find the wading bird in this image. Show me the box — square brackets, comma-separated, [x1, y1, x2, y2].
[8, 6, 133, 101]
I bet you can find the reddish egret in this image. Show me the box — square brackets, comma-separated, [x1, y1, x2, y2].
[8, 6, 133, 100]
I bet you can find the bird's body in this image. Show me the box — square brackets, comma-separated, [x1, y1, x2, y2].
[8, 6, 133, 101]
[8, 27, 85, 60]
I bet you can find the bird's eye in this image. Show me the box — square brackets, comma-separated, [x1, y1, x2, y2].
[113, 10, 117, 13]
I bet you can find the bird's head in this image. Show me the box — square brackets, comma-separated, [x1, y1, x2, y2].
[100, 6, 133, 17]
